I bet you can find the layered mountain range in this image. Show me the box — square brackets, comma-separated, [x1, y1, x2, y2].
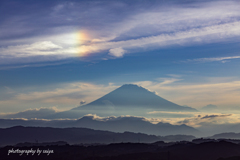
[0, 115, 200, 136]
[0, 84, 200, 140]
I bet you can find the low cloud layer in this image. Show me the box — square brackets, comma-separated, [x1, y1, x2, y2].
[1, 113, 240, 136]
[201, 114, 232, 119]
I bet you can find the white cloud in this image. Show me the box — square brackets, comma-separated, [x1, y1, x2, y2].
[77, 21, 240, 56]
[108, 47, 125, 58]
[0, 61, 70, 70]
[175, 113, 240, 132]
[187, 56, 240, 63]
[0, 40, 80, 64]
[79, 1, 240, 51]
[26, 41, 62, 51]
[83, 113, 240, 132]
[0, 41, 62, 57]
[84, 114, 153, 123]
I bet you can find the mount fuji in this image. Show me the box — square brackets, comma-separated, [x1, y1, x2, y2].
[47, 84, 197, 119]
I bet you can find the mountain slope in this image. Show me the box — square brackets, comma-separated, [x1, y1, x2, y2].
[47, 84, 197, 118]
[74, 84, 196, 111]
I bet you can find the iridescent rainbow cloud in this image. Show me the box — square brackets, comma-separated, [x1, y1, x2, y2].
[75, 30, 92, 57]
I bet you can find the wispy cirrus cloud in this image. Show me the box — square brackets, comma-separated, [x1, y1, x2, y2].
[0, 41, 79, 64]
[1, 0, 240, 64]
[185, 56, 240, 63]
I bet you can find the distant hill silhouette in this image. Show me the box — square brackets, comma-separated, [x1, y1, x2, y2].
[15, 141, 68, 147]
[159, 134, 196, 142]
[49, 84, 197, 118]
[211, 132, 240, 139]
[0, 116, 200, 136]
[200, 104, 218, 112]
[0, 126, 159, 146]
[72, 116, 200, 136]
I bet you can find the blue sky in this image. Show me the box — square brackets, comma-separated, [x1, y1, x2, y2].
[1, 0, 240, 126]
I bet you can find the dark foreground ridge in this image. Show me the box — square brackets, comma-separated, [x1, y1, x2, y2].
[1, 141, 240, 160]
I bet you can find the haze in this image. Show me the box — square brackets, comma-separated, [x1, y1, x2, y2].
[1, 0, 240, 136]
